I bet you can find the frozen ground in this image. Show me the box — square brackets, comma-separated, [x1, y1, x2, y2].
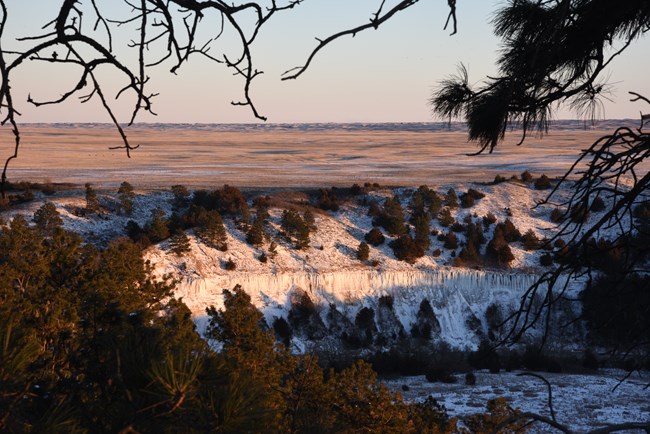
[385, 370, 650, 433]
[0, 122, 632, 188]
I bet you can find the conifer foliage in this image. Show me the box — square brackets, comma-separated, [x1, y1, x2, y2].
[85, 182, 100, 213]
[281, 209, 311, 250]
[118, 181, 135, 215]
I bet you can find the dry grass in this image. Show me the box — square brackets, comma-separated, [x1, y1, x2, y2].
[0, 125, 612, 189]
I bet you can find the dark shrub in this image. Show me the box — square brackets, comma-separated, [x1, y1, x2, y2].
[550, 208, 564, 223]
[443, 231, 458, 250]
[457, 240, 481, 265]
[451, 221, 465, 233]
[425, 367, 457, 384]
[467, 188, 485, 200]
[246, 220, 265, 246]
[570, 202, 590, 223]
[485, 228, 515, 266]
[540, 253, 553, 266]
[33, 202, 63, 235]
[413, 213, 431, 250]
[582, 274, 650, 348]
[493, 174, 507, 184]
[590, 196, 606, 212]
[534, 174, 552, 190]
[281, 209, 310, 249]
[460, 193, 475, 208]
[169, 230, 191, 256]
[438, 207, 455, 227]
[273, 317, 292, 346]
[357, 241, 370, 261]
[145, 207, 170, 243]
[521, 229, 540, 251]
[355, 307, 376, 330]
[317, 188, 339, 211]
[303, 209, 316, 230]
[445, 188, 458, 208]
[373, 196, 407, 235]
[485, 304, 503, 337]
[466, 221, 485, 247]
[364, 227, 385, 246]
[522, 346, 546, 371]
[193, 184, 249, 219]
[390, 234, 425, 263]
[468, 341, 501, 373]
[633, 200, 650, 219]
[521, 170, 533, 182]
[496, 219, 521, 242]
[411, 299, 440, 339]
[378, 295, 394, 310]
[224, 258, 236, 271]
[367, 202, 382, 217]
[258, 253, 268, 263]
[483, 212, 497, 226]
[118, 181, 135, 215]
[432, 248, 442, 257]
[171, 184, 190, 209]
[465, 372, 476, 385]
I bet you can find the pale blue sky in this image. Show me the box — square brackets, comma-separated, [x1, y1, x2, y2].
[7, 1, 650, 123]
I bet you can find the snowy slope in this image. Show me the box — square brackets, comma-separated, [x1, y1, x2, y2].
[3, 179, 598, 349]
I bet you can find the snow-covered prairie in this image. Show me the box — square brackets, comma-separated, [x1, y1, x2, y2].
[0, 122, 631, 188]
[385, 370, 650, 433]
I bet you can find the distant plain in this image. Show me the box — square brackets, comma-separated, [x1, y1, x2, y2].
[0, 123, 633, 188]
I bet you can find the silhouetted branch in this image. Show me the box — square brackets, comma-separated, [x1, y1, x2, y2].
[281, 0, 422, 81]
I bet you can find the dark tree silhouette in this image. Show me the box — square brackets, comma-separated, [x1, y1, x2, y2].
[431, 1, 650, 363]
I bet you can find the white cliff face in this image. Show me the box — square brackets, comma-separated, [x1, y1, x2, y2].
[142, 181, 586, 349]
[174, 268, 557, 349]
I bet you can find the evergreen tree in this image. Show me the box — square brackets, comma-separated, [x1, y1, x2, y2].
[205, 285, 291, 430]
[389, 234, 425, 263]
[146, 207, 170, 243]
[410, 190, 426, 216]
[413, 212, 431, 251]
[281, 209, 310, 250]
[196, 209, 228, 251]
[374, 196, 407, 236]
[303, 209, 316, 230]
[246, 219, 265, 246]
[118, 181, 135, 215]
[443, 231, 458, 250]
[364, 227, 385, 246]
[521, 229, 540, 251]
[357, 241, 370, 261]
[169, 230, 191, 256]
[486, 227, 515, 266]
[445, 188, 458, 209]
[170, 184, 190, 209]
[256, 203, 270, 223]
[33, 201, 63, 236]
[85, 182, 100, 213]
[457, 239, 481, 265]
[428, 191, 443, 217]
[438, 207, 455, 227]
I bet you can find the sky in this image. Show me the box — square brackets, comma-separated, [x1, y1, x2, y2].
[7, 1, 650, 124]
